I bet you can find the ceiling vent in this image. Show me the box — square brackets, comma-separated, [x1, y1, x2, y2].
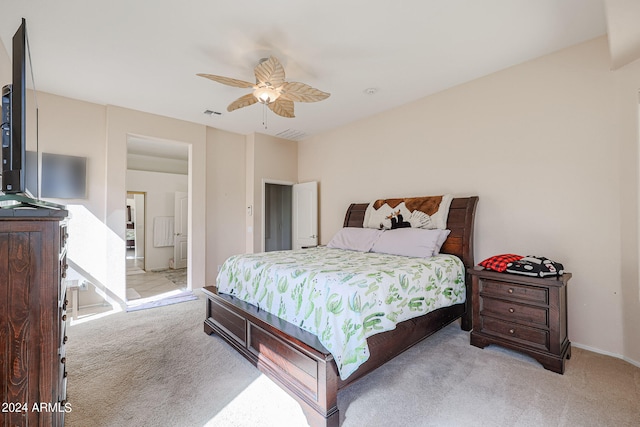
[276, 129, 307, 141]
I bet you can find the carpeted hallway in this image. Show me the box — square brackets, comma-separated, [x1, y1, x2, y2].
[65, 291, 640, 427]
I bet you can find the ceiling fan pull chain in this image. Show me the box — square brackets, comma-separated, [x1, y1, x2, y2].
[263, 103, 268, 129]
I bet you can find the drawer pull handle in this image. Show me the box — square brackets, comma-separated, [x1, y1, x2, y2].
[508, 288, 514, 294]
[64, 336, 68, 344]
[508, 308, 515, 313]
[509, 329, 515, 334]
[61, 357, 66, 364]
[62, 314, 67, 322]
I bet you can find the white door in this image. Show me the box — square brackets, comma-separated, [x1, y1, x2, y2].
[174, 191, 188, 269]
[292, 181, 318, 250]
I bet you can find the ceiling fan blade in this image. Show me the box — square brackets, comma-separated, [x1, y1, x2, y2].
[197, 73, 255, 89]
[254, 56, 285, 87]
[279, 82, 330, 103]
[268, 98, 295, 118]
[227, 93, 258, 112]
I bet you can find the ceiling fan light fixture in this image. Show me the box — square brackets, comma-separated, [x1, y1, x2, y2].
[198, 55, 329, 119]
[253, 85, 281, 104]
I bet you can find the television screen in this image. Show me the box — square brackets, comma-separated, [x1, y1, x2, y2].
[1, 18, 39, 198]
[40, 152, 86, 199]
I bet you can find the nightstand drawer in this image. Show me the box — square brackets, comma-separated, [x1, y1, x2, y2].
[481, 317, 549, 351]
[481, 297, 548, 327]
[481, 279, 548, 304]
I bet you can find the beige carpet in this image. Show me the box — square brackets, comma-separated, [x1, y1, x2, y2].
[65, 291, 640, 427]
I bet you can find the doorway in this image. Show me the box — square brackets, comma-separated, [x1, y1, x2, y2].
[265, 183, 292, 252]
[125, 136, 190, 303]
[263, 180, 318, 252]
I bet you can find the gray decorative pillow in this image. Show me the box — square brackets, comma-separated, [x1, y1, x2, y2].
[327, 227, 385, 252]
[371, 228, 448, 258]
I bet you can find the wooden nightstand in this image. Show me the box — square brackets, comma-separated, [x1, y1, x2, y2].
[469, 267, 571, 374]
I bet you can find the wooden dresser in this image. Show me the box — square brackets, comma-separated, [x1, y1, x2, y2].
[469, 267, 571, 374]
[0, 208, 69, 426]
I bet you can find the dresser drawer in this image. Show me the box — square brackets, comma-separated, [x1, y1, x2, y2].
[480, 316, 549, 351]
[481, 297, 548, 327]
[481, 279, 548, 305]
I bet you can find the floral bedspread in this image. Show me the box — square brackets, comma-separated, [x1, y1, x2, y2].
[216, 246, 466, 380]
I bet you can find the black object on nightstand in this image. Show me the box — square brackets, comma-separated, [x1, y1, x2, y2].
[469, 266, 571, 374]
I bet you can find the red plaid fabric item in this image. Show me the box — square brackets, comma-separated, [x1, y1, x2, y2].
[479, 254, 524, 272]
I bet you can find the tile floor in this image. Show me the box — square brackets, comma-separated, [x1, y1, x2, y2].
[126, 269, 185, 299]
[72, 254, 187, 320]
[126, 252, 186, 299]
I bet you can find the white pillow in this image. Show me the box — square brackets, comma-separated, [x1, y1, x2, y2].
[327, 227, 385, 252]
[371, 228, 449, 258]
[433, 229, 451, 255]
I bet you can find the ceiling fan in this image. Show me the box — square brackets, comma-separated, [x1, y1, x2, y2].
[197, 56, 330, 118]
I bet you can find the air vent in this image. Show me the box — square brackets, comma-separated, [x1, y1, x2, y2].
[276, 129, 307, 141]
[203, 109, 222, 116]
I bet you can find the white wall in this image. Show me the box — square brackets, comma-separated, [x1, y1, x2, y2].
[299, 36, 640, 365]
[610, 52, 640, 365]
[126, 169, 188, 270]
[205, 127, 247, 284]
[34, 93, 111, 302]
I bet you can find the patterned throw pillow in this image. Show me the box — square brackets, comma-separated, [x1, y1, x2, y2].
[478, 254, 524, 272]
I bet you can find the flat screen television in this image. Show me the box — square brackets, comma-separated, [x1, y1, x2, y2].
[1, 18, 37, 196]
[1, 18, 62, 209]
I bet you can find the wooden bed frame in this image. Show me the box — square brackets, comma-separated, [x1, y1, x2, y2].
[202, 196, 478, 426]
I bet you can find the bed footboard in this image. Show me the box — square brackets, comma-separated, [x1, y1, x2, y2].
[203, 286, 340, 427]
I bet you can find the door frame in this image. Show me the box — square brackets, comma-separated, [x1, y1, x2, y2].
[261, 179, 295, 253]
[174, 191, 188, 269]
[126, 191, 146, 272]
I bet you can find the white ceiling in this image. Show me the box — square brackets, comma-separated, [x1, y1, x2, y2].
[0, 1, 615, 141]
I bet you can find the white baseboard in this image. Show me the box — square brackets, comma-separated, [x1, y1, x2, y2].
[624, 355, 640, 369]
[572, 342, 640, 369]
